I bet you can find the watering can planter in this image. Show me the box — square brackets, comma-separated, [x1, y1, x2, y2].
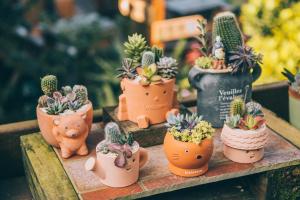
[188, 66, 261, 128]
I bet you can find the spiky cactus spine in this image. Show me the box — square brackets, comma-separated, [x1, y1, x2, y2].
[141, 51, 155, 67]
[41, 75, 57, 96]
[104, 122, 122, 144]
[230, 97, 245, 116]
[124, 33, 149, 66]
[212, 12, 244, 60]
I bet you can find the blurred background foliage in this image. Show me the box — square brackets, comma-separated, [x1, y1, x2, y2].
[0, 0, 299, 123]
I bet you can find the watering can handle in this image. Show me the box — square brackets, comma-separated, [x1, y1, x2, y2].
[188, 67, 204, 90]
[251, 64, 262, 83]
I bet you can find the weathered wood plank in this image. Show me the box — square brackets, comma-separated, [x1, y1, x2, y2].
[20, 134, 78, 200]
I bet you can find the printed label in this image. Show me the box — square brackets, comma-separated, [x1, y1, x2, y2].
[218, 88, 245, 120]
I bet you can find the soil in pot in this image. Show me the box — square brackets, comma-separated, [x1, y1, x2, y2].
[163, 133, 214, 177]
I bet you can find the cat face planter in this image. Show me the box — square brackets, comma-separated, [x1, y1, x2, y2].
[221, 124, 268, 163]
[85, 142, 148, 187]
[289, 87, 300, 130]
[117, 78, 179, 128]
[36, 102, 93, 148]
[188, 66, 261, 128]
[163, 133, 213, 177]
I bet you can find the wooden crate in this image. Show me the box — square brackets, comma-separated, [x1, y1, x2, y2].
[21, 107, 300, 200]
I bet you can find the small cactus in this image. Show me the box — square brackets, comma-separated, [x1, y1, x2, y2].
[141, 51, 155, 67]
[230, 97, 245, 117]
[151, 46, 164, 62]
[41, 75, 58, 96]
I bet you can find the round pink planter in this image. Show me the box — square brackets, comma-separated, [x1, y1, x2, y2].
[86, 142, 148, 187]
[221, 124, 268, 163]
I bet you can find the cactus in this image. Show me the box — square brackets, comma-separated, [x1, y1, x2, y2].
[124, 33, 149, 66]
[141, 51, 155, 67]
[151, 46, 164, 62]
[41, 75, 58, 96]
[212, 12, 244, 60]
[230, 97, 245, 117]
[73, 85, 88, 104]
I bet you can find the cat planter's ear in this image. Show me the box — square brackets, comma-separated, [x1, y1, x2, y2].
[81, 113, 87, 120]
[53, 119, 60, 126]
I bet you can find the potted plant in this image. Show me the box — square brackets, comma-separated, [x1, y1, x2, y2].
[85, 122, 148, 187]
[163, 113, 215, 177]
[117, 33, 179, 128]
[36, 75, 93, 158]
[282, 68, 300, 130]
[188, 12, 262, 128]
[221, 97, 268, 163]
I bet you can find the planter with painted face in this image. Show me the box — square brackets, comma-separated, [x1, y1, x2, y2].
[116, 34, 179, 129]
[85, 122, 148, 187]
[289, 88, 300, 130]
[163, 113, 215, 177]
[221, 99, 268, 163]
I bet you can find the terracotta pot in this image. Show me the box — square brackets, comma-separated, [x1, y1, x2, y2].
[85, 143, 148, 187]
[36, 102, 93, 148]
[221, 124, 268, 163]
[163, 132, 213, 177]
[289, 87, 300, 130]
[54, 0, 75, 18]
[117, 78, 179, 128]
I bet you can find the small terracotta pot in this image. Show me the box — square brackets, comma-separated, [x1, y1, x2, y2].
[85, 143, 148, 187]
[163, 133, 213, 177]
[221, 124, 268, 163]
[36, 102, 93, 147]
[289, 87, 300, 130]
[117, 78, 179, 128]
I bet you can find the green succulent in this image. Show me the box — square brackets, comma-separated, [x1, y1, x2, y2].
[141, 51, 155, 67]
[139, 64, 162, 86]
[157, 57, 178, 79]
[41, 75, 58, 96]
[225, 114, 241, 128]
[45, 98, 68, 115]
[116, 58, 136, 80]
[124, 33, 149, 66]
[151, 46, 164, 62]
[230, 97, 245, 117]
[73, 85, 88, 104]
[195, 56, 213, 69]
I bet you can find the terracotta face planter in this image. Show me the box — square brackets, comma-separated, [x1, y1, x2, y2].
[289, 87, 300, 130]
[36, 102, 93, 148]
[117, 78, 179, 128]
[221, 124, 268, 163]
[86, 142, 148, 187]
[163, 133, 213, 177]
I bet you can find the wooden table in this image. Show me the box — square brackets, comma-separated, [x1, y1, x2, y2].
[21, 107, 300, 200]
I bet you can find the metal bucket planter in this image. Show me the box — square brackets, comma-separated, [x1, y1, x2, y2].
[289, 88, 300, 130]
[188, 66, 261, 128]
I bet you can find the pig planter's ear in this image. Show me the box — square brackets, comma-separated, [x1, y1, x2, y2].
[81, 113, 87, 120]
[53, 118, 60, 126]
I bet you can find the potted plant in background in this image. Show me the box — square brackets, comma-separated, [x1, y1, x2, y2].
[117, 33, 179, 128]
[282, 68, 300, 130]
[163, 113, 214, 177]
[85, 122, 148, 187]
[188, 12, 263, 128]
[36, 75, 93, 158]
[221, 97, 268, 163]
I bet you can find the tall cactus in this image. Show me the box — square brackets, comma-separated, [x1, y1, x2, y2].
[230, 97, 245, 117]
[141, 51, 155, 67]
[41, 75, 58, 96]
[212, 12, 244, 59]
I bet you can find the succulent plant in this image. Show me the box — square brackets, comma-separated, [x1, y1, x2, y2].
[212, 12, 244, 59]
[45, 97, 68, 115]
[141, 51, 155, 67]
[68, 100, 84, 111]
[139, 64, 162, 86]
[116, 58, 136, 80]
[195, 56, 213, 69]
[246, 101, 263, 117]
[124, 33, 149, 66]
[73, 85, 88, 104]
[229, 45, 263, 74]
[157, 57, 178, 79]
[62, 85, 72, 95]
[195, 19, 211, 57]
[151, 46, 164, 62]
[38, 95, 49, 107]
[230, 97, 245, 117]
[225, 115, 241, 129]
[239, 115, 265, 130]
[98, 122, 134, 168]
[41, 75, 58, 96]
[167, 113, 214, 144]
